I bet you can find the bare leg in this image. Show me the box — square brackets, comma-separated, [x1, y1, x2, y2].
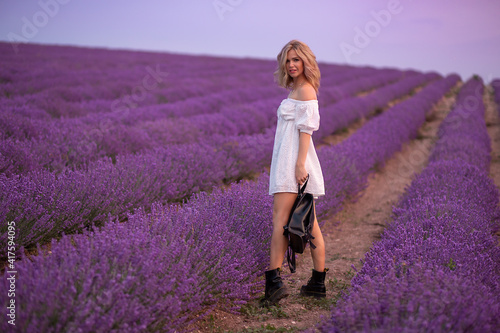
[269, 192, 297, 270]
[309, 204, 325, 271]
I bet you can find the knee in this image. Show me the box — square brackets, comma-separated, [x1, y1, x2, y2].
[272, 207, 289, 224]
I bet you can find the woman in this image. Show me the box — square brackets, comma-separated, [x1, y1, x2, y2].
[263, 40, 327, 306]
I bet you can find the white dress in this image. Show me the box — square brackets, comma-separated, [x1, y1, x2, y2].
[269, 98, 325, 197]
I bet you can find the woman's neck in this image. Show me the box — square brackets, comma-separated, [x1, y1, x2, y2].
[293, 76, 307, 91]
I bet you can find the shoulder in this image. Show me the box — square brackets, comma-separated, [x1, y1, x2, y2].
[296, 84, 317, 101]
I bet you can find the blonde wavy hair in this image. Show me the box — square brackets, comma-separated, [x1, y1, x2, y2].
[274, 40, 320, 93]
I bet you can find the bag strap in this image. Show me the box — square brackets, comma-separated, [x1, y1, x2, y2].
[286, 174, 311, 273]
[286, 247, 296, 273]
[306, 202, 317, 250]
[297, 174, 310, 195]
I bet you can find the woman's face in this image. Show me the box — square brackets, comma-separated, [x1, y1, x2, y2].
[286, 49, 303, 79]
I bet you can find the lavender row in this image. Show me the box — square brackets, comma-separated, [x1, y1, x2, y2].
[319, 78, 500, 332]
[0, 77, 458, 331]
[315, 74, 460, 216]
[0, 85, 281, 142]
[145, 67, 404, 120]
[0, 73, 444, 252]
[0, 84, 284, 175]
[0, 176, 274, 332]
[315, 72, 441, 140]
[0, 42, 277, 109]
[0, 71, 425, 177]
[318, 69, 404, 106]
[0, 66, 403, 142]
[1, 56, 408, 176]
[134, 69, 405, 139]
[228, 72, 444, 179]
[0, 72, 439, 254]
[0, 67, 409, 176]
[0, 124, 291, 250]
[0, 42, 390, 121]
[0, 139, 267, 253]
[128, 69, 405, 127]
[493, 79, 500, 106]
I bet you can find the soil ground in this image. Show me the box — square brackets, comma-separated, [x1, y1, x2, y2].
[192, 85, 472, 332]
[484, 86, 500, 243]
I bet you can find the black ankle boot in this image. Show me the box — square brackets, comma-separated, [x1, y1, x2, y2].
[300, 268, 328, 298]
[261, 268, 289, 306]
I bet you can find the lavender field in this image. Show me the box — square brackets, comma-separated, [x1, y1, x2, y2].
[1, 42, 499, 332]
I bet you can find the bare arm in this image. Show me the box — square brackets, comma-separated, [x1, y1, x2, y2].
[296, 132, 311, 184]
[294, 84, 317, 185]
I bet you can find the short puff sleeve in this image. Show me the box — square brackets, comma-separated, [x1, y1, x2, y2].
[295, 101, 320, 135]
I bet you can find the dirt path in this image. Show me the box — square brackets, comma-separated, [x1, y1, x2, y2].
[485, 87, 500, 187]
[317, 86, 423, 149]
[193, 86, 460, 332]
[484, 86, 500, 243]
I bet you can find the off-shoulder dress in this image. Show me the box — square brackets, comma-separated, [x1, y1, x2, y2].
[269, 98, 325, 198]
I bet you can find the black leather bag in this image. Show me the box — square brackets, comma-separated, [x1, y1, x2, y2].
[283, 175, 316, 273]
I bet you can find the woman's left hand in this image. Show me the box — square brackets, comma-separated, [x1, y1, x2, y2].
[295, 163, 308, 185]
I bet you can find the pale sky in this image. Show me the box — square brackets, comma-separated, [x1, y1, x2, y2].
[1, 0, 499, 82]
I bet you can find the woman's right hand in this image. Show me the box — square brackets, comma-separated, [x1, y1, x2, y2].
[295, 163, 308, 185]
